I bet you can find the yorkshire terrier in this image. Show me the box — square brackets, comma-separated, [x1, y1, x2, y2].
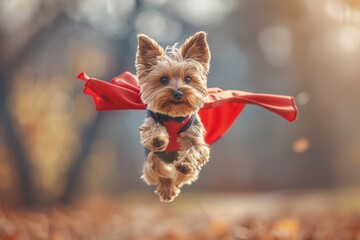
[136, 32, 211, 202]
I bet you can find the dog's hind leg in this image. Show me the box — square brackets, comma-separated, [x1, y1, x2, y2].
[141, 152, 180, 202]
[155, 178, 180, 202]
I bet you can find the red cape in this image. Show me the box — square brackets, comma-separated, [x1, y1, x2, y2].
[78, 72, 298, 145]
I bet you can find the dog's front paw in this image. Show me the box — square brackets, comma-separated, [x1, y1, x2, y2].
[140, 135, 169, 152]
[152, 135, 169, 152]
[174, 161, 195, 175]
[152, 137, 167, 151]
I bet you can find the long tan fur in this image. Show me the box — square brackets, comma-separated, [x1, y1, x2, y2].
[136, 32, 211, 202]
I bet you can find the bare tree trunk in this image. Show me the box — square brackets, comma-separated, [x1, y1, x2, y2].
[60, 113, 104, 203]
[0, 71, 36, 205]
[60, 42, 134, 203]
[0, 10, 65, 205]
[60, 0, 141, 203]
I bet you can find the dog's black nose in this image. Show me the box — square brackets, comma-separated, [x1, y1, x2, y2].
[173, 90, 184, 100]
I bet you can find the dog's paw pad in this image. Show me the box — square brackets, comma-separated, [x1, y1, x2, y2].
[153, 138, 164, 148]
[152, 138, 164, 148]
[175, 162, 194, 175]
[177, 165, 189, 174]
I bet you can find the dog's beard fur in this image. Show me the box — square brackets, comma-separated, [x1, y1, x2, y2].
[136, 32, 211, 202]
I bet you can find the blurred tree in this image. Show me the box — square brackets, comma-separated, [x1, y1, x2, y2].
[0, 0, 87, 205]
[61, 0, 143, 203]
[0, 69, 35, 205]
[0, 4, 66, 204]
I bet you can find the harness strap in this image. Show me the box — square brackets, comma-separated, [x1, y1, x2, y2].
[148, 110, 195, 134]
[178, 114, 196, 134]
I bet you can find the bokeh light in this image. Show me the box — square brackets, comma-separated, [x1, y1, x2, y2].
[292, 138, 310, 154]
[258, 25, 292, 67]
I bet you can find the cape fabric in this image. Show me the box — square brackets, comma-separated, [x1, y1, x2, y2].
[78, 72, 298, 145]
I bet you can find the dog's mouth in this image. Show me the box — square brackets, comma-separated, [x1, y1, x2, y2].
[160, 100, 193, 110]
[169, 100, 183, 105]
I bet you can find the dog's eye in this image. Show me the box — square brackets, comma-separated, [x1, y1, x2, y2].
[160, 77, 169, 85]
[184, 77, 191, 83]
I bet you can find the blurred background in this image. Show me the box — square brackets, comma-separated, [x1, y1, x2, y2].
[0, 0, 360, 208]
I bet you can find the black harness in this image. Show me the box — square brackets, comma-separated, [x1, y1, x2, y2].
[145, 110, 196, 163]
[147, 110, 196, 134]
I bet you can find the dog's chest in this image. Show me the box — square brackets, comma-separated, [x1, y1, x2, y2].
[162, 118, 191, 152]
[148, 110, 195, 152]
[144, 117, 193, 164]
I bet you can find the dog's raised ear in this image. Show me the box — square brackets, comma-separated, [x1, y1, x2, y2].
[180, 31, 211, 74]
[136, 34, 165, 77]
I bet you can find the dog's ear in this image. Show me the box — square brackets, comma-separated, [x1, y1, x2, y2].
[180, 31, 211, 74]
[136, 34, 164, 76]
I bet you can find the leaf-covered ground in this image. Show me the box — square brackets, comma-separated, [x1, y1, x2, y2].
[1, 191, 360, 240]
